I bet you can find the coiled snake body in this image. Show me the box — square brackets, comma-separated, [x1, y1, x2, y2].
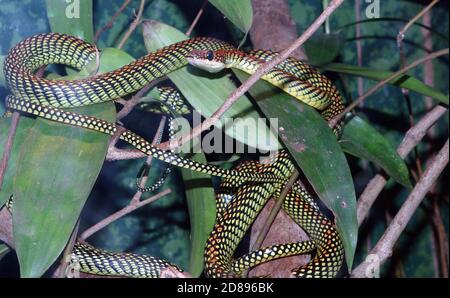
[2, 33, 344, 278]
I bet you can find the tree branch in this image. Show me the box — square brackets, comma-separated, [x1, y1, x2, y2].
[352, 139, 448, 277]
[117, 0, 146, 49]
[94, 0, 132, 42]
[185, 0, 208, 37]
[81, 117, 169, 240]
[245, 169, 299, 277]
[80, 188, 171, 241]
[357, 104, 448, 225]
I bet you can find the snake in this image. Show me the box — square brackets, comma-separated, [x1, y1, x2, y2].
[2, 33, 344, 277]
[135, 87, 191, 193]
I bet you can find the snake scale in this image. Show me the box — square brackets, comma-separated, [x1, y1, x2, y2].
[2, 33, 344, 278]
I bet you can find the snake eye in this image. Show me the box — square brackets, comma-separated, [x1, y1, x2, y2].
[206, 51, 214, 61]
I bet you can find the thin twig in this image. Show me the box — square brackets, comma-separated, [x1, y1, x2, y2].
[106, 79, 163, 161]
[53, 220, 80, 278]
[79, 188, 171, 241]
[83, 117, 169, 240]
[243, 169, 300, 277]
[131, 116, 166, 203]
[329, 48, 449, 128]
[396, 1, 439, 181]
[158, 0, 345, 151]
[94, 0, 132, 42]
[185, 0, 208, 37]
[0, 112, 20, 190]
[355, 0, 363, 99]
[117, 0, 146, 49]
[421, 8, 436, 111]
[351, 139, 449, 277]
[80, 117, 170, 241]
[357, 104, 448, 225]
[116, 78, 162, 120]
[397, 0, 439, 44]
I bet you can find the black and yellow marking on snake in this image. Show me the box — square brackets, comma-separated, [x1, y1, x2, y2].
[135, 87, 190, 193]
[2, 197, 181, 278]
[3, 33, 345, 278]
[205, 150, 344, 278]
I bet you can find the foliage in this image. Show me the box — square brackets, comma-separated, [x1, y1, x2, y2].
[0, 0, 448, 278]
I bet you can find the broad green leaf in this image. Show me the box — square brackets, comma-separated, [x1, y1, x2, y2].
[322, 63, 449, 105]
[12, 1, 121, 275]
[182, 152, 216, 277]
[304, 32, 345, 65]
[234, 70, 358, 271]
[208, 0, 253, 34]
[0, 116, 35, 208]
[12, 48, 133, 277]
[45, 0, 94, 42]
[340, 116, 411, 188]
[142, 20, 280, 152]
[13, 103, 115, 277]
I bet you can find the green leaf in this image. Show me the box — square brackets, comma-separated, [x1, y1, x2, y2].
[142, 20, 280, 152]
[340, 116, 411, 188]
[0, 116, 34, 208]
[304, 32, 345, 65]
[234, 70, 358, 271]
[11, 1, 125, 274]
[208, 0, 253, 34]
[45, 0, 94, 42]
[13, 103, 115, 277]
[182, 152, 216, 277]
[12, 48, 133, 277]
[322, 63, 449, 105]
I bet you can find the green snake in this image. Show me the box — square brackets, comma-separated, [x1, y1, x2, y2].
[2, 33, 344, 278]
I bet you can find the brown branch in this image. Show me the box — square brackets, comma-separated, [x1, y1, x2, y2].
[351, 139, 449, 277]
[397, 0, 439, 45]
[355, 0, 364, 98]
[94, 0, 132, 42]
[0, 112, 20, 190]
[396, 0, 440, 181]
[329, 48, 449, 128]
[116, 79, 161, 120]
[79, 188, 171, 241]
[158, 0, 345, 151]
[185, 0, 208, 37]
[357, 104, 448, 225]
[106, 78, 163, 161]
[53, 220, 80, 278]
[117, 0, 146, 49]
[421, 9, 436, 111]
[131, 116, 166, 203]
[82, 117, 169, 240]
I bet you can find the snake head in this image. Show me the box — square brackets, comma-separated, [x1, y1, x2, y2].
[187, 49, 226, 73]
